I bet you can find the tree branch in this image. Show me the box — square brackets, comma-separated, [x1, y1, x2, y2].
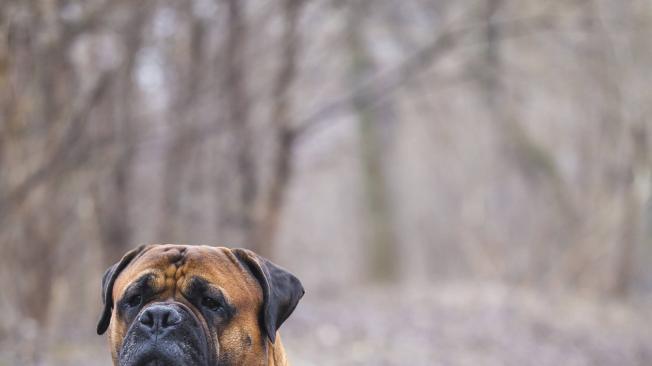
[0, 71, 114, 222]
[293, 13, 556, 144]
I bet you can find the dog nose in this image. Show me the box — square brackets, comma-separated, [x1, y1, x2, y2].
[138, 304, 182, 334]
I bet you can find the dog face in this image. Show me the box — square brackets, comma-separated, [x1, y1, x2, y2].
[97, 244, 304, 366]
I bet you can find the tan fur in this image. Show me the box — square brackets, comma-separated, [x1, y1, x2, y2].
[107, 244, 292, 365]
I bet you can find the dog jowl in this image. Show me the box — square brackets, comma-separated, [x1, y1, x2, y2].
[97, 244, 304, 366]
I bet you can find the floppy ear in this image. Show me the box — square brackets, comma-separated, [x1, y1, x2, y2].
[232, 249, 304, 343]
[97, 245, 149, 335]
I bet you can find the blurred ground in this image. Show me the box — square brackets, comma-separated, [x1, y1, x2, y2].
[285, 283, 652, 366]
[15, 282, 650, 366]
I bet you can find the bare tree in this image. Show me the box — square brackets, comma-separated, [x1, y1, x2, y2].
[346, 0, 399, 282]
[251, 0, 306, 258]
[158, 5, 207, 242]
[222, 0, 259, 248]
[94, 3, 149, 265]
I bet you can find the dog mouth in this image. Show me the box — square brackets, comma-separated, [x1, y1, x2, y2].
[133, 354, 181, 366]
[139, 358, 165, 366]
[121, 336, 210, 366]
[126, 345, 203, 366]
[125, 347, 181, 366]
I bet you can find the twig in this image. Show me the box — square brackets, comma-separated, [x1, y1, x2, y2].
[0, 71, 114, 222]
[293, 13, 556, 145]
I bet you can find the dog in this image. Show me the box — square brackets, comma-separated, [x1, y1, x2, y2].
[97, 244, 304, 365]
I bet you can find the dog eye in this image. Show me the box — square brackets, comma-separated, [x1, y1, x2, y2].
[201, 296, 222, 312]
[127, 294, 142, 308]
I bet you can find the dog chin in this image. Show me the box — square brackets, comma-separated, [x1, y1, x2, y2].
[135, 354, 173, 366]
[120, 342, 207, 366]
[143, 362, 165, 366]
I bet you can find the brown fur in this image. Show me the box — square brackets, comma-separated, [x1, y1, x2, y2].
[106, 244, 292, 366]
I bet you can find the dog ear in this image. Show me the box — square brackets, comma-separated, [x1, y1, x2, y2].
[232, 249, 304, 343]
[97, 245, 149, 335]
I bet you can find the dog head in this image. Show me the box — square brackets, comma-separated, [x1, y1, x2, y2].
[97, 244, 304, 365]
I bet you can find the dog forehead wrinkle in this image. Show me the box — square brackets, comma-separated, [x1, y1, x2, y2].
[175, 264, 188, 293]
[162, 247, 188, 295]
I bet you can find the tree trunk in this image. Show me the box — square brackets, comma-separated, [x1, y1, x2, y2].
[611, 124, 649, 296]
[159, 9, 205, 242]
[251, 0, 304, 259]
[95, 7, 148, 265]
[346, 0, 399, 282]
[222, 0, 258, 248]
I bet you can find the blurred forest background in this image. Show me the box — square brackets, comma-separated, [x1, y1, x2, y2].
[1, 0, 652, 365]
